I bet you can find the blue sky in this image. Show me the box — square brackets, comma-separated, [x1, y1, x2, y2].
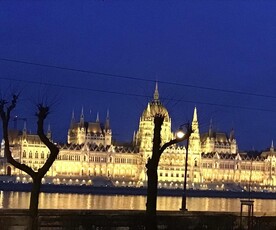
[1, 1, 276, 151]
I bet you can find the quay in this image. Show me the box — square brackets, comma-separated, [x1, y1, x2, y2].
[1, 180, 276, 199]
[1, 209, 276, 229]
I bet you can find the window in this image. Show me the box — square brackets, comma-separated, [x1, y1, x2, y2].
[29, 152, 32, 158]
[23, 151, 26, 158]
[35, 152, 38, 159]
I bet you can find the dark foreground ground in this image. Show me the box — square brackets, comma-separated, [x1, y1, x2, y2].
[0, 209, 276, 230]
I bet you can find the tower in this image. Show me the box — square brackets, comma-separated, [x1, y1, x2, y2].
[104, 109, 112, 146]
[188, 107, 201, 155]
[78, 107, 86, 144]
[67, 107, 112, 146]
[135, 83, 173, 155]
[188, 107, 202, 183]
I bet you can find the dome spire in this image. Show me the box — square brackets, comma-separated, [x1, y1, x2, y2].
[153, 82, 159, 102]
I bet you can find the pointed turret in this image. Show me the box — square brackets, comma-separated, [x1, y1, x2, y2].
[22, 120, 27, 136]
[133, 131, 136, 145]
[270, 140, 274, 152]
[191, 106, 199, 135]
[192, 106, 198, 122]
[23, 120, 27, 132]
[105, 109, 110, 130]
[96, 112, 100, 123]
[208, 119, 213, 138]
[70, 109, 75, 128]
[229, 128, 235, 141]
[80, 107, 84, 126]
[189, 106, 201, 155]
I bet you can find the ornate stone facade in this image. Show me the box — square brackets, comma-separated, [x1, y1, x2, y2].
[1, 84, 276, 191]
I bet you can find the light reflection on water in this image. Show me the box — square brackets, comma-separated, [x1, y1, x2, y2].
[0, 191, 275, 215]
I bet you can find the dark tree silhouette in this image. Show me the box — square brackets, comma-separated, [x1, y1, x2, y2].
[0, 94, 59, 230]
[146, 114, 192, 230]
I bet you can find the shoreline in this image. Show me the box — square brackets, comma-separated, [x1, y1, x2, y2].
[1, 181, 276, 199]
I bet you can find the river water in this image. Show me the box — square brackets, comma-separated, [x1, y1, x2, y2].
[0, 191, 275, 215]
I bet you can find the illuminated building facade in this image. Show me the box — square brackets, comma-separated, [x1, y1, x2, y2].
[1, 84, 276, 191]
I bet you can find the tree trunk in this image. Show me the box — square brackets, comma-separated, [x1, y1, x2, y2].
[146, 161, 158, 230]
[29, 176, 41, 230]
[145, 115, 164, 230]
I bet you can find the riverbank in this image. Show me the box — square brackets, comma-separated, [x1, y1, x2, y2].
[1, 181, 276, 199]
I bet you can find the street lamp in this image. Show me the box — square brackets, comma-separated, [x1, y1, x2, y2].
[177, 123, 191, 211]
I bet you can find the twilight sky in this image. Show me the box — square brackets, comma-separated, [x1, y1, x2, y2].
[1, 1, 276, 151]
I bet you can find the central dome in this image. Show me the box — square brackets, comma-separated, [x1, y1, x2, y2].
[141, 83, 170, 121]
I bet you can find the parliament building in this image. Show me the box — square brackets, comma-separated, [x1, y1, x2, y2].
[1, 84, 276, 192]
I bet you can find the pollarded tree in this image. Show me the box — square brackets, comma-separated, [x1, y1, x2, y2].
[145, 114, 192, 230]
[0, 94, 59, 230]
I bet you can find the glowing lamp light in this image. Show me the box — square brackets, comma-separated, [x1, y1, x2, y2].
[176, 129, 185, 139]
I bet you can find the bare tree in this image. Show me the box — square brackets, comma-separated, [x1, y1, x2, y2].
[0, 94, 59, 230]
[146, 114, 191, 230]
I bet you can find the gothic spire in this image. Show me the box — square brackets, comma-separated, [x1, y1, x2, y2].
[47, 123, 51, 133]
[47, 123, 52, 139]
[271, 140, 274, 152]
[70, 109, 75, 128]
[96, 112, 100, 122]
[191, 106, 199, 135]
[189, 106, 201, 155]
[192, 106, 198, 122]
[208, 118, 213, 138]
[230, 128, 235, 141]
[133, 131, 136, 145]
[23, 120, 27, 134]
[153, 82, 159, 102]
[80, 106, 84, 125]
[105, 109, 110, 130]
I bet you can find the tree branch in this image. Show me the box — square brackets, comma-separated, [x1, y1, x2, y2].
[0, 94, 36, 177]
[36, 104, 59, 177]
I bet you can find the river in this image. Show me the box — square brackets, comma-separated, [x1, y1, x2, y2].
[0, 191, 275, 215]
